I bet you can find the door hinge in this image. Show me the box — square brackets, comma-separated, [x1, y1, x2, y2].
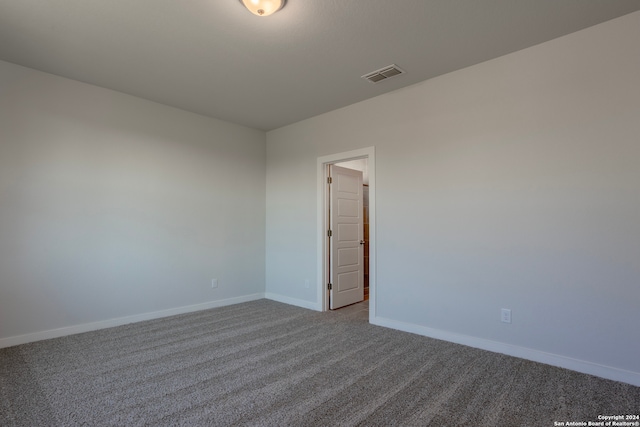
[328, 283, 332, 290]
[327, 229, 332, 237]
[327, 177, 332, 184]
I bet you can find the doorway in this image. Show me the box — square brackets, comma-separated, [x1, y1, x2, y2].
[333, 159, 370, 299]
[328, 163, 365, 309]
[316, 147, 376, 320]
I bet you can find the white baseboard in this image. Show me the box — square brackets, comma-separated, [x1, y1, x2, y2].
[0, 293, 265, 349]
[264, 292, 321, 311]
[371, 315, 640, 387]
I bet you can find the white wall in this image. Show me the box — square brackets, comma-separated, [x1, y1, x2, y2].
[0, 60, 266, 344]
[336, 159, 369, 185]
[266, 12, 640, 384]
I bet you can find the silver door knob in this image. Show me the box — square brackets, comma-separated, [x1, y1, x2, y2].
[360, 240, 365, 245]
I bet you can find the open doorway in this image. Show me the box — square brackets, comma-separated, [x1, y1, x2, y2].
[316, 147, 376, 320]
[333, 159, 370, 299]
[329, 161, 368, 308]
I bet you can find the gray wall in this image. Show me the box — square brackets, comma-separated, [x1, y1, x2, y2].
[0, 60, 266, 341]
[265, 12, 640, 382]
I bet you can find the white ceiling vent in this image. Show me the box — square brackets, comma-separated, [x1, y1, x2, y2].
[361, 64, 405, 83]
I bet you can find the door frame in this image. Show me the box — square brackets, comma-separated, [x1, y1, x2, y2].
[316, 147, 376, 319]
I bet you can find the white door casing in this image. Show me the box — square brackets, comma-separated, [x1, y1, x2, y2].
[329, 165, 364, 309]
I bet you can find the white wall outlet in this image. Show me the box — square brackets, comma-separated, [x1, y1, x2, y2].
[211, 278, 218, 289]
[304, 279, 310, 289]
[501, 308, 512, 324]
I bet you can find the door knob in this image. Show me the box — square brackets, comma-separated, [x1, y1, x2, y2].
[360, 240, 365, 245]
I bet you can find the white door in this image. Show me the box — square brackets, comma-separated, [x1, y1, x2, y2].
[329, 165, 364, 309]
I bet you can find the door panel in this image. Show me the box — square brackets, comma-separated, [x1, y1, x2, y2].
[330, 165, 364, 309]
[338, 247, 359, 266]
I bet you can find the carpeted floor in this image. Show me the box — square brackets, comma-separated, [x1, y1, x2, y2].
[1, 299, 638, 426]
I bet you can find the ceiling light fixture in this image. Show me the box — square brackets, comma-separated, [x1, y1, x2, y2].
[239, 0, 286, 17]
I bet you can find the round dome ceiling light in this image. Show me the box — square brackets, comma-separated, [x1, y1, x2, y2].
[240, 0, 286, 17]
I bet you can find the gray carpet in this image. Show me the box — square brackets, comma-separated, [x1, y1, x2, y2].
[1, 299, 638, 426]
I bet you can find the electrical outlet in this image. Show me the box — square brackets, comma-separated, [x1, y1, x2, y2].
[304, 279, 310, 289]
[211, 278, 218, 289]
[501, 308, 511, 324]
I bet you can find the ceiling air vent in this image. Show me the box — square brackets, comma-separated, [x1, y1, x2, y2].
[362, 64, 405, 83]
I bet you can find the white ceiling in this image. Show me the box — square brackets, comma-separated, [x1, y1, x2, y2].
[1, 1, 639, 131]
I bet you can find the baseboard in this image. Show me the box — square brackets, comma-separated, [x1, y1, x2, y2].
[371, 315, 640, 387]
[0, 293, 265, 349]
[264, 292, 321, 311]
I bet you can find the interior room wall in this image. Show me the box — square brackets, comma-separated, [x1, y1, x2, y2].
[0, 60, 266, 345]
[335, 159, 369, 185]
[265, 12, 640, 384]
